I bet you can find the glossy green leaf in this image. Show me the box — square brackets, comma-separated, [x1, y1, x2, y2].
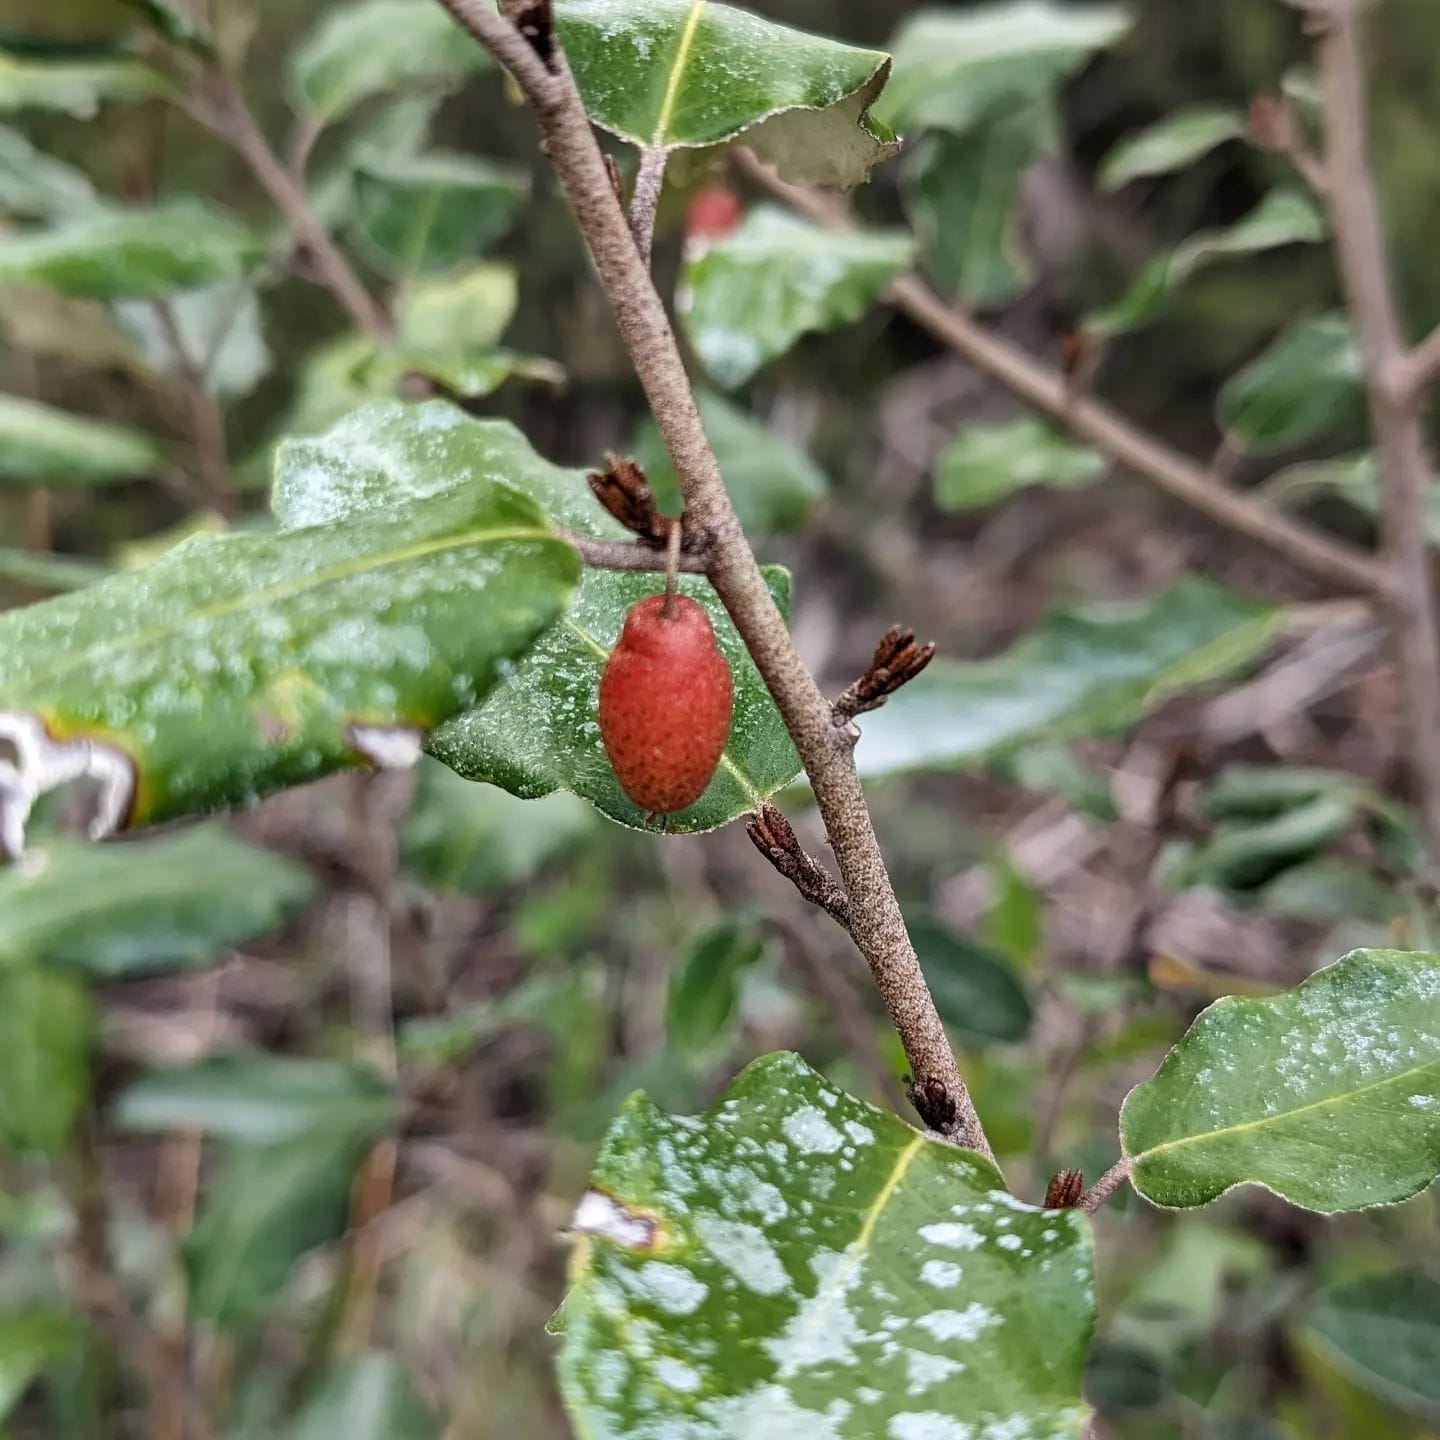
[0, 124, 96, 219]
[0, 1308, 81, 1422]
[1217, 311, 1364, 453]
[878, 2, 1131, 135]
[1301, 1271, 1440, 1421]
[361, 347, 564, 401]
[1098, 105, 1247, 191]
[351, 153, 524, 277]
[665, 920, 770, 1052]
[0, 47, 169, 118]
[858, 580, 1281, 779]
[272, 401, 800, 834]
[0, 393, 161, 486]
[681, 206, 913, 389]
[115, 283, 270, 402]
[0, 441, 578, 852]
[290, 0, 490, 122]
[558, 0, 897, 187]
[397, 262, 517, 352]
[0, 204, 262, 300]
[401, 758, 594, 894]
[632, 388, 827, 533]
[0, 829, 313, 978]
[1090, 190, 1327, 336]
[119, 0, 214, 54]
[118, 1053, 396, 1145]
[1176, 793, 1360, 892]
[909, 916, 1033, 1044]
[185, 1127, 381, 1329]
[1121, 949, 1440, 1211]
[905, 105, 1050, 308]
[288, 1353, 440, 1440]
[0, 965, 93, 1154]
[936, 416, 1106, 509]
[557, 1051, 1094, 1438]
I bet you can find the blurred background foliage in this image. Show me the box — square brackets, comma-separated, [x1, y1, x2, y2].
[0, 1, 1437, 1437]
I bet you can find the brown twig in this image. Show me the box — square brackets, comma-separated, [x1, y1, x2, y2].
[833, 625, 937, 725]
[183, 73, 390, 340]
[433, 0, 992, 1158]
[730, 149, 1388, 602]
[746, 801, 852, 929]
[561, 530, 709, 574]
[629, 148, 669, 266]
[1313, 0, 1440, 876]
[1249, 93, 1330, 197]
[1080, 1157, 1134, 1215]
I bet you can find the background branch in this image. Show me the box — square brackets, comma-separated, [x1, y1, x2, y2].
[433, 0, 993, 1159]
[1314, 0, 1440, 875]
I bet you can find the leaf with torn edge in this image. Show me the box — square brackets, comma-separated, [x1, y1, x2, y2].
[557, 0, 897, 187]
[555, 1051, 1094, 1438]
[0, 454, 577, 858]
[274, 401, 801, 834]
[1120, 949, 1440, 1212]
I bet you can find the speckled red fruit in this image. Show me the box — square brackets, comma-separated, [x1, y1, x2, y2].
[598, 594, 734, 814]
[684, 185, 743, 242]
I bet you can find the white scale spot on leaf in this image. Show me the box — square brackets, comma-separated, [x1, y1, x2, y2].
[783, 1104, 844, 1154]
[914, 1303, 1001, 1343]
[890, 1414, 974, 1440]
[696, 1214, 788, 1295]
[906, 1350, 965, 1392]
[349, 723, 425, 770]
[653, 1356, 702, 1393]
[996, 1234, 1023, 1252]
[571, 1188, 656, 1249]
[634, 1261, 709, 1316]
[919, 1221, 984, 1251]
[919, 1259, 962, 1288]
[1408, 1094, 1436, 1108]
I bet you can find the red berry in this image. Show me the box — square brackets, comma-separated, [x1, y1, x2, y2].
[598, 593, 734, 815]
[684, 185, 743, 242]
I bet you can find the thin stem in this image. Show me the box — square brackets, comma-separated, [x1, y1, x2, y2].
[188, 73, 391, 341]
[1314, 0, 1440, 876]
[629, 147, 669, 267]
[1395, 323, 1440, 401]
[662, 516, 681, 617]
[150, 297, 237, 515]
[433, 0, 992, 1159]
[732, 150, 1388, 602]
[560, 530, 709, 574]
[1080, 1158, 1133, 1216]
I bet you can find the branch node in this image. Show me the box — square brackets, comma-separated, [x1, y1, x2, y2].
[833, 625, 937, 726]
[587, 454, 674, 547]
[746, 801, 851, 928]
[906, 1075, 959, 1135]
[499, 0, 556, 69]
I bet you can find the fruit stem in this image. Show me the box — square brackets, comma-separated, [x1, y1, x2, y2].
[662, 519, 682, 620]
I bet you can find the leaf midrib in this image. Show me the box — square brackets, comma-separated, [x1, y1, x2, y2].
[1130, 1054, 1440, 1165]
[5, 523, 557, 693]
[653, 1, 706, 147]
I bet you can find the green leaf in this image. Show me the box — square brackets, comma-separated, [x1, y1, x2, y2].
[397, 262, 517, 352]
[360, 347, 564, 402]
[681, 206, 913, 390]
[1268, 451, 1440, 542]
[287, 1353, 440, 1440]
[185, 1128, 381, 1330]
[0, 1308, 81, 1422]
[117, 1053, 397, 1145]
[114, 283, 270, 402]
[557, 1051, 1094, 1438]
[0, 829, 313, 978]
[0, 124, 97, 219]
[1176, 792, 1360, 892]
[631, 388, 827, 533]
[858, 579, 1281, 779]
[877, 2, 1131, 135]
[0, 203, 262, 300]
[0, 393, 162, 486]
[351, 152, 524, 278]
[1217, 311, 1364, 453]
[665, 920, 770, 1053]
[0, 547, 108, 594]
[289, 0, 490, 122]
[908, 916, 1033, 1044]
[401, 758, 594, 894]
[0, 965, 93, 1154]
[558, 0, 897, 187]
[936, 416, 1107, 509]
[119, 0, 214, 55]
[1090, 190, 1327, 336]
[905, 105, 1050, 308]
[0, 47, 169, 118]
[1098, 105, 1247, 191]
[1301, 1271, 1440, 1421]
[0, 442, 578, 852]
[271, 400, 801, 834]
[1120, 949, 1440, 1212]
